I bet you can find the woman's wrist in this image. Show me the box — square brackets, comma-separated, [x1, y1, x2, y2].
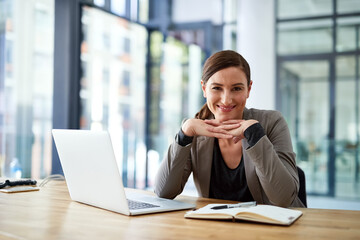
[244, 123, 265, 147]
[181, 119, 195, 137]
[177, 128, 194, 146]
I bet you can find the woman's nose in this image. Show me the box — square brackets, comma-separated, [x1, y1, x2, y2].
[221, 91, 232, 105]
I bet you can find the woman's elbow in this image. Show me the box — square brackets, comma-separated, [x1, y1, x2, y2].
[154, 177, 181, 199]
[273, 196, 295, 208]
[154, 186, 179, 199]
[269, 183, 298, 207]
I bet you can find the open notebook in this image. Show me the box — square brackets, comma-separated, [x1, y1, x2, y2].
[52, 129, 195, 216]
[185, 203, 302, 226]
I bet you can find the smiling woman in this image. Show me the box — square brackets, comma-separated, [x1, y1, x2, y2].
[154, 50, 306, 208]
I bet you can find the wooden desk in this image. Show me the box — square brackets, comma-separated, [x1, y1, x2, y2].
[0, 181, 359, 240]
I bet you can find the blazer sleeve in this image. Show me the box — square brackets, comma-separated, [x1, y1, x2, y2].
[245, 111, 299, 207]
[154, 135, 193, 199]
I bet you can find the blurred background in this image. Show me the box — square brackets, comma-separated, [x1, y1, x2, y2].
[0, 0, 359, 210]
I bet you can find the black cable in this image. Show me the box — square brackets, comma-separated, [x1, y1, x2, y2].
[0, 179, 37, 189]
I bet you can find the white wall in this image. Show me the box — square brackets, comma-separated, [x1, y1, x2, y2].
[237, 0, 275, 110]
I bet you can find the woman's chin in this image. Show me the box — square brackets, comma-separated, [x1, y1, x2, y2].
[214, 115, 233, 122]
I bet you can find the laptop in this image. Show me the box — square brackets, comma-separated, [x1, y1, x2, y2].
[52, 129, 195, 216]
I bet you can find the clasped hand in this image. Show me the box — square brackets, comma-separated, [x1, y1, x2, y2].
[182, 119, 258, 144]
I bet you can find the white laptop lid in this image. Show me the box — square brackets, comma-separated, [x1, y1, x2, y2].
[52, 129, 131, 215]
[52, 129, 195, 216]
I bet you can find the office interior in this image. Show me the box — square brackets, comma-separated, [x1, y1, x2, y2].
[0, 0, 359, 210]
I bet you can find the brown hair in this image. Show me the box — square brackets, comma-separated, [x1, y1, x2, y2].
[195, 50, 251, 119]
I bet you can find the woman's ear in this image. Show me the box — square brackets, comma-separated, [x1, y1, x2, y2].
[247, 80, 253, 98]
[201, 80, 206, 98]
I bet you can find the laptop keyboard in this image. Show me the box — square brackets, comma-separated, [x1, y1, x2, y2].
[127, 199, 160, 210]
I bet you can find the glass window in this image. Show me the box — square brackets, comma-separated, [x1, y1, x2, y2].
[168, 29, 206, 50]
[138, 0, 149, 23]
[358, 57, 360, 192]
[148, 32, 162, 141]
[223, 24, 237, 50]
[111, 0, 127, 16]
[277, 0, 332, 19]
[147, 37, 188, 187]
[338, 0, 360, 14]
[278, 19, 333, 55]
[276, 0, 360, 201]
[222, 0, 237, 50]
[187, 44, 203, 118]
[335, 56, 360, 198]
[279, 60, 330, 195]
[94, 0, 105, 7]
[0, 0, 54, 179]
[146, 35, 204, 189]
[80, 6, 148, 188]
[336, 17, 360, 52]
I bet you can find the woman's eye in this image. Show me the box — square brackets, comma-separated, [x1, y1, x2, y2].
[212, 87, 221, 90]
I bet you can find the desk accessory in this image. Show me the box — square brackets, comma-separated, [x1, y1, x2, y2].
[0, 179, 39, 193]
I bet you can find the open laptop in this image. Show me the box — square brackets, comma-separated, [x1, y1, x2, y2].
[52, 129, 195, 216]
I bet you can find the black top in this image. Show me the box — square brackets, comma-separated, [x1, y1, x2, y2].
[208, 138, 254, 201]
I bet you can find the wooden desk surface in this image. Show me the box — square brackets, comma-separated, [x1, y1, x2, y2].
[0, 180, 359, 240]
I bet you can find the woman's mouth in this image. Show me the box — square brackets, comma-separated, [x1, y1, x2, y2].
[218, 105, 235, 112]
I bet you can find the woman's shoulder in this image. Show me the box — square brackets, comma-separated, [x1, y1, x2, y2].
[244, 108, 283, 120]
[245, 108, 287, 131]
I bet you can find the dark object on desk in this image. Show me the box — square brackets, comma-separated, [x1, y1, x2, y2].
[0, 179, 37, 189]
[211, 201, 257, 210]
[297, 166, 307, 207]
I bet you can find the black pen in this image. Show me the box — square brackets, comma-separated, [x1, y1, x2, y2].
[211, 201, 257, 210]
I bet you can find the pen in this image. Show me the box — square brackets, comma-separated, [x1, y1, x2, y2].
[211, 201, 257, 210]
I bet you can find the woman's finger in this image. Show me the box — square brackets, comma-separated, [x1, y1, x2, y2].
[233, 136, 241, 144]
[212, 132, 233, 139]
[222, 119, 244, 124]
[206, 123, 240, 132]
[218, 123, 241, 130]
[206, 125, 229, 134]
[203, 119, 221, 126]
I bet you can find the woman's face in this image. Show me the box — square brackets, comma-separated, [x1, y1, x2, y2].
[201, 67, 252, 122]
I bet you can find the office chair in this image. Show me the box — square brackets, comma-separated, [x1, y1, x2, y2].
[297, 166, 307, 207]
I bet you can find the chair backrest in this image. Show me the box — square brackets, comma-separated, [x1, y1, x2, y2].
[297, 166, 307, 207]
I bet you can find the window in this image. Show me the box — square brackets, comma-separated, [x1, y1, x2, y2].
[276, 0, 360, 199]
[336, 17, 360, 52]
[277, 0, 332, 19]
[335, 56, 360, 198]
[80, 6, 148, 188]
[278, 19, 333, 55]
[79, 6, 206, 190]
[222, 0, 237, 50]
[338, 0, 360, 14]
[0, 0, 54, 179]
[147, 34, 204, 189]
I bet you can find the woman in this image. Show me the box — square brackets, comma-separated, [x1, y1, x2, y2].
[155, 50, 305, 208]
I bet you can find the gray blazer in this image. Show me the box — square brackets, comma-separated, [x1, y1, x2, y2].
[155, 108, 305, 208]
